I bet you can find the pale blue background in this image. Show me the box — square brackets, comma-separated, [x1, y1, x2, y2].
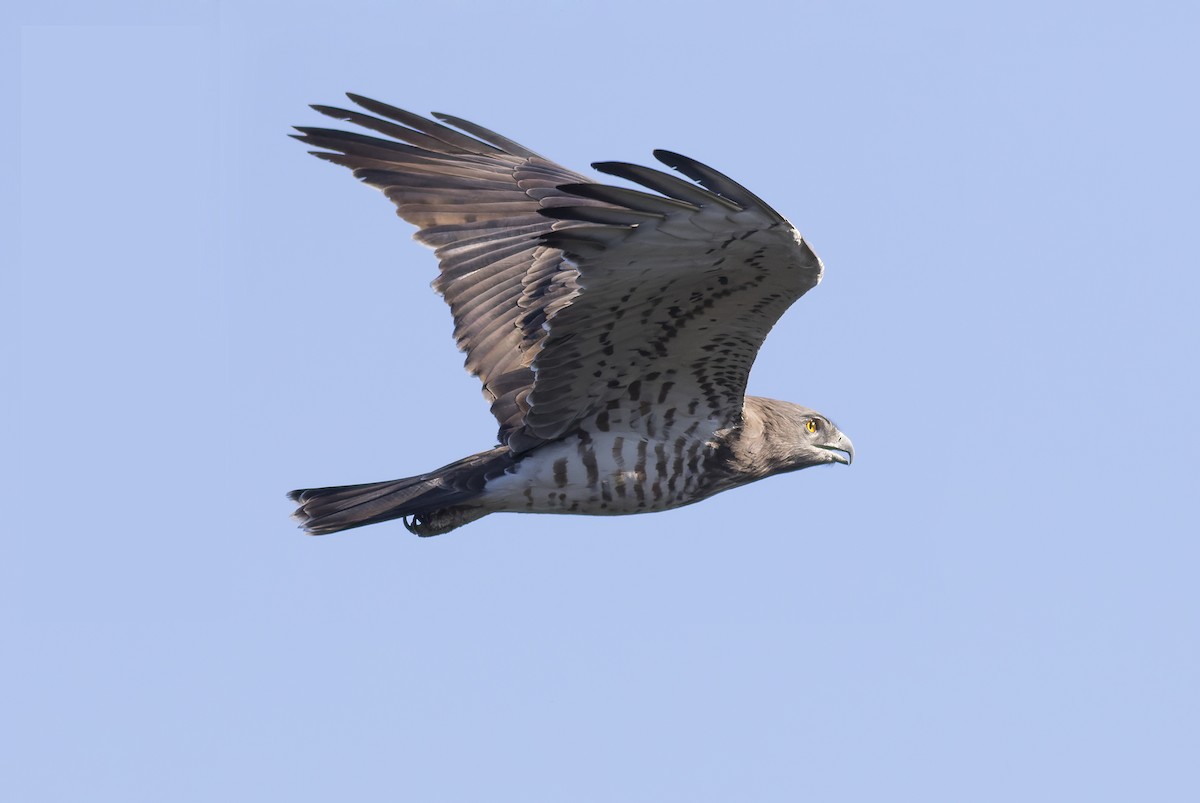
[7, 1, 1198, 801]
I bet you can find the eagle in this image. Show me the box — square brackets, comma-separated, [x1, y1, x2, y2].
[289, 95, 853, 536]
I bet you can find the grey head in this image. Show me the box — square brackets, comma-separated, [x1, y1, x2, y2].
[716, 397, 854, 486]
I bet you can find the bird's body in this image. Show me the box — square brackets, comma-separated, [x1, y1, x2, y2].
[489, 395, 845, 514]
[490, 427, 717, 516]
[289, 96, 853, 536]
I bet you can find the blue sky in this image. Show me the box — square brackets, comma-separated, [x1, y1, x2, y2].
[8, 1, 1199, 801]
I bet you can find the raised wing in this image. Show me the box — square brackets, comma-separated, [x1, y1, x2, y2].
[294, 95, 600, 449]
[518, 153, 824, 448]
[295, 97, 823, 454]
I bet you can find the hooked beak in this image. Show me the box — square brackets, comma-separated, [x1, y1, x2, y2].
[819, 430, 854, 465]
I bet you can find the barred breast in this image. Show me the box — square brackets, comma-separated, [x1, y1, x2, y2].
[483, 376, 728, 517]
[483, 429, 718, 515]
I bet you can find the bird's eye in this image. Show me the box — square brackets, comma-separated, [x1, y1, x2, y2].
[805, 419, 818, 434]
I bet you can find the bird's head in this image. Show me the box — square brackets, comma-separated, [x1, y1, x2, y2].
[738, 397, 854, 476]
[792, 410, 854, 467]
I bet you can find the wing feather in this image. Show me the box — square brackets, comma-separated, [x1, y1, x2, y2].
[430, 112, 543, 159]
[555, 183, 700, 215]
[591, 161, 743, 212]
[652, 149, 786, 222]
[538, 205, 664, 226]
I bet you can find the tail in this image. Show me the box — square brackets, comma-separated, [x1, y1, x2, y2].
[288, 446, 515, 536]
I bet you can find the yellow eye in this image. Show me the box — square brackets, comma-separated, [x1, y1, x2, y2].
[805, 419, 818, 434]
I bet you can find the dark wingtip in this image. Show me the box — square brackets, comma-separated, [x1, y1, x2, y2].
[652, 149, 696, 173]
[590, 160, 634, 178]
[310, 104, 349, 119]
[653, 149, 697, 172]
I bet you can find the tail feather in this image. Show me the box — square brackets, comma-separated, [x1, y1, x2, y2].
[289, 447, 513, 536]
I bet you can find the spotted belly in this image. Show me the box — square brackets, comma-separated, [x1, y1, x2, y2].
[483, 429, 720, 515]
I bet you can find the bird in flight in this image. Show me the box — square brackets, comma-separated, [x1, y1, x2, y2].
[289, 95, 853, 536]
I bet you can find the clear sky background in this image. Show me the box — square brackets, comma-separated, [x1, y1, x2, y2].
[7, 1, 1198, 801]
